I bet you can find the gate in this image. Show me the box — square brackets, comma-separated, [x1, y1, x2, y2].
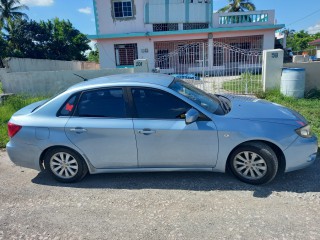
[154, 41, 263, 95]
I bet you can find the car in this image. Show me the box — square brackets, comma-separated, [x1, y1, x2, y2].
[6, 73, 318, 185]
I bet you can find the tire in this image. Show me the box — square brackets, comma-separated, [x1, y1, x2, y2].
[44, 147, 88, 183]
[229, 142, 278, 185]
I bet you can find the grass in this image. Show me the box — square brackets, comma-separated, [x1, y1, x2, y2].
[257, 89, 320, 142]
[223, 73, 263, 94]
[0, 82, 3, 94]
[0, 95, 47, 148]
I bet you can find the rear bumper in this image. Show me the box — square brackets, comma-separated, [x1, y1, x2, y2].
[6, 141, 42, 171]
[284, 135, 318, 172]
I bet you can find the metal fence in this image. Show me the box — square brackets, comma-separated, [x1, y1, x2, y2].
[154, 39, 263, 95]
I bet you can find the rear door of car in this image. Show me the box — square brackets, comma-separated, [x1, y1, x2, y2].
[129, 87, 218, 168]
[64, 87, 138, 169]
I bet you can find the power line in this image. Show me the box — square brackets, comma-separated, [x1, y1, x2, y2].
[287, 8, 320, 27]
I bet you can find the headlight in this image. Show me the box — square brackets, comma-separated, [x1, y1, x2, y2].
[295, 124, 313, 138]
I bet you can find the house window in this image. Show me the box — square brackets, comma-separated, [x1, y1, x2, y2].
[153, 23, 178, 32]
[114, 1, 133, 18]
[183, 23, 209, 30]
[114, 43, 138, 66]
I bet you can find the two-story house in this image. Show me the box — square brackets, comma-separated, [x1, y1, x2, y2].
[89, 0, 284, 73]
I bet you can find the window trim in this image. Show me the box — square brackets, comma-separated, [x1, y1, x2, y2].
[128, 87, 210, 121]
[113, 0, 133, 18]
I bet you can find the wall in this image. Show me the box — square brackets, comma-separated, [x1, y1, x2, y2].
[3, 58, 100, 73]
[1, 68, 133, 96]
[98, 29, 276, 69]
[284, 62, 320, 91]
[96, 0, 151, 35]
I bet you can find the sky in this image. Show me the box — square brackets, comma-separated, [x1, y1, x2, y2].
[19, 0, 320, 35]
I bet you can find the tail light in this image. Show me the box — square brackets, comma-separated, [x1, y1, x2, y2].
[8, 122, 22, 138]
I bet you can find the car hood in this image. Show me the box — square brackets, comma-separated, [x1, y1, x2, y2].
[223, 95, 307, 125]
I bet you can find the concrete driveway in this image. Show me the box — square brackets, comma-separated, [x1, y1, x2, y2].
[0, 149, 319, 239]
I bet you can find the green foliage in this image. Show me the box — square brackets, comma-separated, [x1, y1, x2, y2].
[0, 95, 46, 148]
[88, 49, 99, 63]
[218, 0, 256, 12]
[286, 30, 320, 52]
[259, 89, 320, 143]
[0, 0, 29, 29]
[2, 18, 90, 61]
[0, 33, 8, 60]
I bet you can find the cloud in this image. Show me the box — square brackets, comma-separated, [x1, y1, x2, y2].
[78, 7, 92, 15]
[20, 0, 54, 6]
[308, 22, 320, 34]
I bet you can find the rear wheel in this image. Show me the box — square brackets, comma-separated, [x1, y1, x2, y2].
[229, 142, 278, 185]
[44, 147, 88, 183]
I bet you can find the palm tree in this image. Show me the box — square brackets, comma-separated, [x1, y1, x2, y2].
[0, 0, 29, 28]
[218, 0, 256, 13]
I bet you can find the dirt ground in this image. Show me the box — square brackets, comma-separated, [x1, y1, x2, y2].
[0, 149, 320, 240]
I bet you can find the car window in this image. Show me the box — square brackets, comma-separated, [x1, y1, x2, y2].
[169, 79, 224, 115]
[58, 95, 78, 116]
[131, 88, 190, 119]
[75, 88, 126, 118]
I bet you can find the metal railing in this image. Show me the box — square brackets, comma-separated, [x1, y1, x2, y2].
[213, 10, 275, 28]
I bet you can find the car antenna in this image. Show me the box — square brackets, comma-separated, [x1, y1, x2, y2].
[73, 73, 88, 81]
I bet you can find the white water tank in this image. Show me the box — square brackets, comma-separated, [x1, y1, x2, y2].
[281, 68, 305, 98]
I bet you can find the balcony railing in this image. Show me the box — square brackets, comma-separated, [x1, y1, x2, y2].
[213, 10, 275, 28]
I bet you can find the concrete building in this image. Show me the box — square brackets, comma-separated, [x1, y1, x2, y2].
[89, 0, 284, 71]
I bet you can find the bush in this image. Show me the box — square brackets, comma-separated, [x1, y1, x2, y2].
[0, 95, 47, 148]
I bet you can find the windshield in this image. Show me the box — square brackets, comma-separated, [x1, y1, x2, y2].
[169, 79, 224, 115]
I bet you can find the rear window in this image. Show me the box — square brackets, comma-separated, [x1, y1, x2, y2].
[58, 95, 78, 116]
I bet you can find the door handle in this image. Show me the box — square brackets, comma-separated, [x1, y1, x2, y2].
[138, 129, 156, 135]
[69, 127, 87, 134]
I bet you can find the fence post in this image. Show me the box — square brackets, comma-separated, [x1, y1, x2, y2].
[262, 49, 284, 91]
[134, 59, 149, 73]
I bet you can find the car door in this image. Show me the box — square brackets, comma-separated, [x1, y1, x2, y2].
[65, 87, 137, 169]
[130, 87, 218, 168]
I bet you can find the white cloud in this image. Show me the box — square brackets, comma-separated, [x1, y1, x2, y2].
[78, 7, 92, 15]
[308, 22, 320, 34]
[20, 0, 54, 7]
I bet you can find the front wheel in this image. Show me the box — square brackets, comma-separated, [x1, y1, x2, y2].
[44, 147, 88, 183]
[229, 142, 278, 185]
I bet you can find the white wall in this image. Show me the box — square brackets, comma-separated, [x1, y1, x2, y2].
[3, 58, 100, 73]
[96, 0, 152, 35]
[1, 68, 133, 96]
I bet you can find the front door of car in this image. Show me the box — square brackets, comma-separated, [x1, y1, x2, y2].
[130, 87, 218, 168]
[65, 88, 137, 169]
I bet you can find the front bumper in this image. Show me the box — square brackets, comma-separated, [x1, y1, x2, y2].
[6, 141, 42, 171]
[284, 135, 318, 172]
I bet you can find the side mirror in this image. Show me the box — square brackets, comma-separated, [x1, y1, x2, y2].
[185, 108, 199, 125]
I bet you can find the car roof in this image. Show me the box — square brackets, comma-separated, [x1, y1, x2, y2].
[68, 73, 175, 91]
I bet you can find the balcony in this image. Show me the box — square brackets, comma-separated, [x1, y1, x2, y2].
[213, 10, 275, 28]
[145, 0, 211, 24]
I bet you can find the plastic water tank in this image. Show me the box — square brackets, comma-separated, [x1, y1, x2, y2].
[281, 68, 305, 98]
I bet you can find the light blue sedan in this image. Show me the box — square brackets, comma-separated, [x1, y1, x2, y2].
[6, 73, 318, 184]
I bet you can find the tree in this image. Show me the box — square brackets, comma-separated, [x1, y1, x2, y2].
[286, 30, 320, 52]
[218, 0, 256, 13]
[88, 44, 99, 63]
[0, 32, 8, 62]
[4, 18, 91, 61]
[40, 18, 90, 61]
[0, 0, 28, 29]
